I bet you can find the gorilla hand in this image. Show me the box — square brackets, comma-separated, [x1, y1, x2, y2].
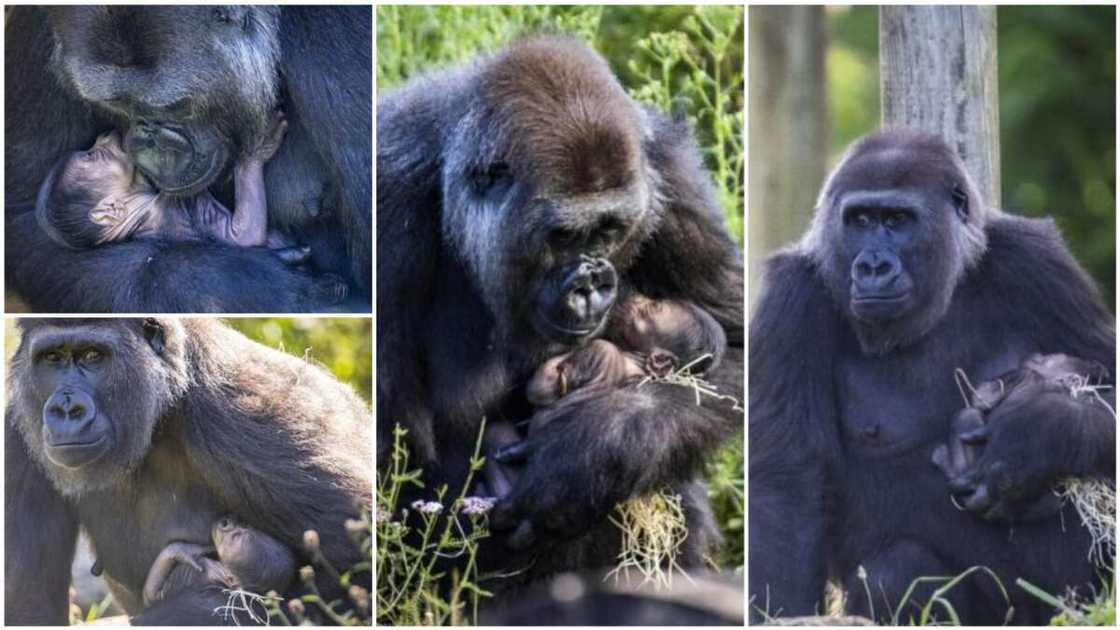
[490, 393, 633, 549]
[491, 380, 736, 549]
[947, 385, 1114, 521]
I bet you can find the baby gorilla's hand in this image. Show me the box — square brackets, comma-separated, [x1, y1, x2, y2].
[250, 111, 288, 163]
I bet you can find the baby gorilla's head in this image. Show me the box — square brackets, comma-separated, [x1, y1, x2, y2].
[526, 339, 646, 407]
[36, 130, 155, 249]
[211, 515, 295, 595]
[611, 295, 727, 371]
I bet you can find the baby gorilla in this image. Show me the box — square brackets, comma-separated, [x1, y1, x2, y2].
[143, 515, 297, 606]
[482, 294, 727, 498]
[932, 353, 1110, 521]
[35, 113, 346, 303]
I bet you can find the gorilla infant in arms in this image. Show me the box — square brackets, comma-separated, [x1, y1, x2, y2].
[483, 293, 727, 498]
[933, 353, 1111, 521]
[35, 112, 346, 303]
[143, 515, 296, 606]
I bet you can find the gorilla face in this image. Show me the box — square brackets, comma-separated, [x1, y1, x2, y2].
[10, 319, 188, 494]
[439, 37, 657, 346]
[46, 6, 281, 195]
[810, 130, 987, 354]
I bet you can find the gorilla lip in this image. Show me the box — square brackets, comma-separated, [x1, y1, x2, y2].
[45, 434, 110, 468]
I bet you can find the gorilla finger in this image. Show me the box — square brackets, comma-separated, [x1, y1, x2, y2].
[506, 520, 537, 551]
[930, 445, 952, 475]
[959, 425, 990, 445]
[946, 473, 977, 496]
[495, 440, 532, 464]
[961, 483, 993, 513]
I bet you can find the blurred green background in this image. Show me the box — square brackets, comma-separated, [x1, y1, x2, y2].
[226, 318, 371, 402]
[378, 5, 744, 242]
[377, 6, 744, 571]
[5, 319, 372, 403]
[826, 6, 1115, 301]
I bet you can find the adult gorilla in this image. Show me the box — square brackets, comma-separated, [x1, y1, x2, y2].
[5, 319, 372, 624]
[5, 6, 371, 312]
[377, 36, 744, 584]
[749, 129, 1115, 624]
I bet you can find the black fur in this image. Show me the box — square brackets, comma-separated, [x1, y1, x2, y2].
[5, 319, 371, 624]
[376, 36, 744, 593]
[4, 6, 371, 312]
[748, 128, 1116, 624]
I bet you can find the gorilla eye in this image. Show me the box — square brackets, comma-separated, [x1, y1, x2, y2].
[43, 351, 64, 364]
[469, 163, 512, 196]
[80, 349, 105, 364]
[883, 212, 908, 229]
[850, 212, 874, 228]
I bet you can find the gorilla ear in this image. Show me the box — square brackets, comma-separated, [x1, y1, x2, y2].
[143, 319, 166, 355]
[951, 183, 969, 222]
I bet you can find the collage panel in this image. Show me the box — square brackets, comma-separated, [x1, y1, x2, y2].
[4, 318, 372, 624]
[376, 5, 745, 627]
[4, 6, 372, 314]
[748, 5, 1117, 626]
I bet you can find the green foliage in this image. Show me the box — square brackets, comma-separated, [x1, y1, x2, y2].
[999, 6, 1116, 305]
[377, 6, 744, 242]
[705, 441, 744, 570]
[625, 8, 744, 239]
[376, 424, 493, 626]
[226, 318, 372, 403]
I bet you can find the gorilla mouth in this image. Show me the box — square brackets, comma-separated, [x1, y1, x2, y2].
[126, 123, 230, 196]
[533, 311, 603, 342]
[45, 434, 111, 469]
[149, 144, 227, 196]
[852, 293, 908, 303]
[851, 292, 911, 321]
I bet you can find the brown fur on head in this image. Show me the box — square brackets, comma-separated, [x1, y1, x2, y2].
[482, 36, 643, 197]
[526, 339, 644, 407]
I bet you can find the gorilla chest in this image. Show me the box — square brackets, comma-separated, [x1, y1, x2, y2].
[76, 473, 224, 596]
[835, 343, 1030, 457]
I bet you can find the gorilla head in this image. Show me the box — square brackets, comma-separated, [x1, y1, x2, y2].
[8, 319, 189, 494]
[803, 129, 990, 354]
[439, 37, 658, 347]
[46, 6, 282, 195]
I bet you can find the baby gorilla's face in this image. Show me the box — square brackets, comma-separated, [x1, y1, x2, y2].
[614, 296, 694, 353]
[526, 339, 641, 406]
[211, 515, 250, 562]
[62, 131, 138, 200]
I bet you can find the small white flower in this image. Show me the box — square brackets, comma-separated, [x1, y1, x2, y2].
[459, 496, 496, 516]
[418, 501, 444, 515]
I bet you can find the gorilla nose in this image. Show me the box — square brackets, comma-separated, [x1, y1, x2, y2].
[563, 257, 618, 328]
[851, 250, 902, 293]
[44, 390, 97, 426]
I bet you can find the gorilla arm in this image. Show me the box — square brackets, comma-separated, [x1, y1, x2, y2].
[491, 110, 745, 546]
[5, 208, 342, 313]
[949, 216, 1116, 520]
[4, 420, 80, 625]
[746, 251, 843, 620]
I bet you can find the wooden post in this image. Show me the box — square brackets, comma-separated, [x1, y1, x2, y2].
[880, 6, 1000, 207]
[748, 6, 828, 306]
